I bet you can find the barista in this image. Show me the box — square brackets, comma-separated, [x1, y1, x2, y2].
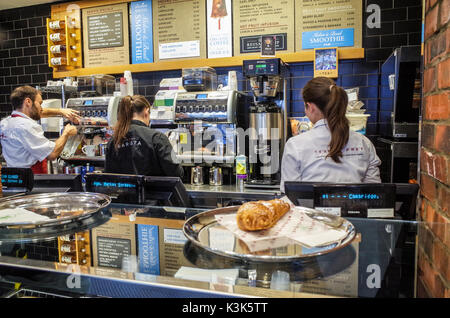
[0, 86, 79, 174]
[280, 77, 381, 193]
[104, 95, 183, 178]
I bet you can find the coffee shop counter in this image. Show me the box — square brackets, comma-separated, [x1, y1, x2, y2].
[0, 201, 419, 299]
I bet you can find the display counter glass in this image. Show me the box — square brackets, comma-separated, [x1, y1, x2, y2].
[0, 201, 421, 299]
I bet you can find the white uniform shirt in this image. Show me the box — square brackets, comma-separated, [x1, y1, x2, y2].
[0, 110, 55, 168]
[280, 119, 381, 193]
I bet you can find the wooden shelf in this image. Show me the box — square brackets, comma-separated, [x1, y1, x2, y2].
[52, 48, 365, 78]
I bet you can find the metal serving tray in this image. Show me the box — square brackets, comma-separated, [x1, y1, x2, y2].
[183, 206, 356, 263]
[0, 192, 111, 242]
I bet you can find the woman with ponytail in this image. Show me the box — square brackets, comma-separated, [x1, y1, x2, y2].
[105, 95, 183, 178]
[280, 77, 380, 193]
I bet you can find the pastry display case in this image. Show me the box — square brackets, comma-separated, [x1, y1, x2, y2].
[0, 198, 421, 299]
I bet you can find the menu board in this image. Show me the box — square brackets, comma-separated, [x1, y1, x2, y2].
[91, 220, 136, 268]
[233, 0, 295, 56]
[82, 3, 130, 67]
[153, 0, 207, 62]
[295, 0, 362, 51]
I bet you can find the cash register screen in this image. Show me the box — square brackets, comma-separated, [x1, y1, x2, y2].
[284, 182, 397, 218]
[143, 176, 191, 207]
[1, 167, 34, 192]
[85, 173, 144, 204]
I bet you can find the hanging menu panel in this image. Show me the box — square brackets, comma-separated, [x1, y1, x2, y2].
[153, 0, 207, 62]
[233, 0, 295, 56]
[82, 3, 130, 67]
[295, 0, 362, 51]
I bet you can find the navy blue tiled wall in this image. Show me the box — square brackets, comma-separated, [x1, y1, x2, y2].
[132, 60, 380, 136]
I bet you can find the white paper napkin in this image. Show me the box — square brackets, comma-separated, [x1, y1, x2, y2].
[0, 208, 50, 224]
[215, 206, 348, 252]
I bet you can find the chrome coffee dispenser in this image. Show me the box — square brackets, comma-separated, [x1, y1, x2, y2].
[243, 58, 289, 188]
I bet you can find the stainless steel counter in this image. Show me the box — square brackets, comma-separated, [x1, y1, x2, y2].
[185, 184, 281, 195]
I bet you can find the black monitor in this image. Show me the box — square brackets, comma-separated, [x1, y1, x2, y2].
[143, 176, 192, 208]
[284, 182, 419, 220]
[85, 173, 145, 204]
[33, 174, 83, 192]
[1, 167, 34, 192]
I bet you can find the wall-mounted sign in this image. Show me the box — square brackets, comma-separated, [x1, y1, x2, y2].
[153, 0, 206, 62]
[130, 0, 154, 64]
[295, 0, 362, 51]
[233, 0, 295, 56]
[314, 48, 339, 78]
[82, 3, 130, 67]
[207, 0, 232, 58]
[302, 28, 354, 50]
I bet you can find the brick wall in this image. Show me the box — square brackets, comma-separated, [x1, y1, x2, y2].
[418, 0, 450, 298]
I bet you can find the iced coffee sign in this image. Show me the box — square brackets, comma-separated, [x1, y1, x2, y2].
[295, 0, 362, 50]
[207, 0, 232, 58]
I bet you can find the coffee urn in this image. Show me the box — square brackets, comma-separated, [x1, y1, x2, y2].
[243, 58, 289, 188]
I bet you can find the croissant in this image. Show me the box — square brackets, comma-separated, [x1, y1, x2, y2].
[236, 199, 291, 231]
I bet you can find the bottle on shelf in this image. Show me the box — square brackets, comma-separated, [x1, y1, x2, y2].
[59, 234, 86, 242]
[50, 45, 66, 54]
[49, 32, 76, 43]
[50, 57, 78, 66]
[49, 33, 65, 42]
[49, 20, 65, 30]
[60, 243, 86, 253]
[61, 254, 87, 264]
[49, 19, 76, 30]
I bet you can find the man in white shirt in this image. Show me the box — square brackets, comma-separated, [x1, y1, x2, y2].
[0, 86, 79, 174]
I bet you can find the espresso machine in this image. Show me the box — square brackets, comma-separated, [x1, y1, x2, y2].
[174, 68, 250, 186]
[243, 58, 289, 188]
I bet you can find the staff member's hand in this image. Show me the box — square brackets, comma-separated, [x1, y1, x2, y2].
[60, 108, 81, 124]
[63, 124, 78, 137]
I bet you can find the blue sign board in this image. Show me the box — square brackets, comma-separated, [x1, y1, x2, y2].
[130, 0, 153, 64]
[302, 28, 354, 49]
[137, 224, 160, 275]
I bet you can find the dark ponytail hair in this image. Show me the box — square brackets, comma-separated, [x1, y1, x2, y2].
[302, 77, 349, 163]
[113, 95, 151, 150]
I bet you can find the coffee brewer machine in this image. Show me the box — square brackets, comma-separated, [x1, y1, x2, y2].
[174, 87, 250, 186]
[243, 58, 289, 188]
